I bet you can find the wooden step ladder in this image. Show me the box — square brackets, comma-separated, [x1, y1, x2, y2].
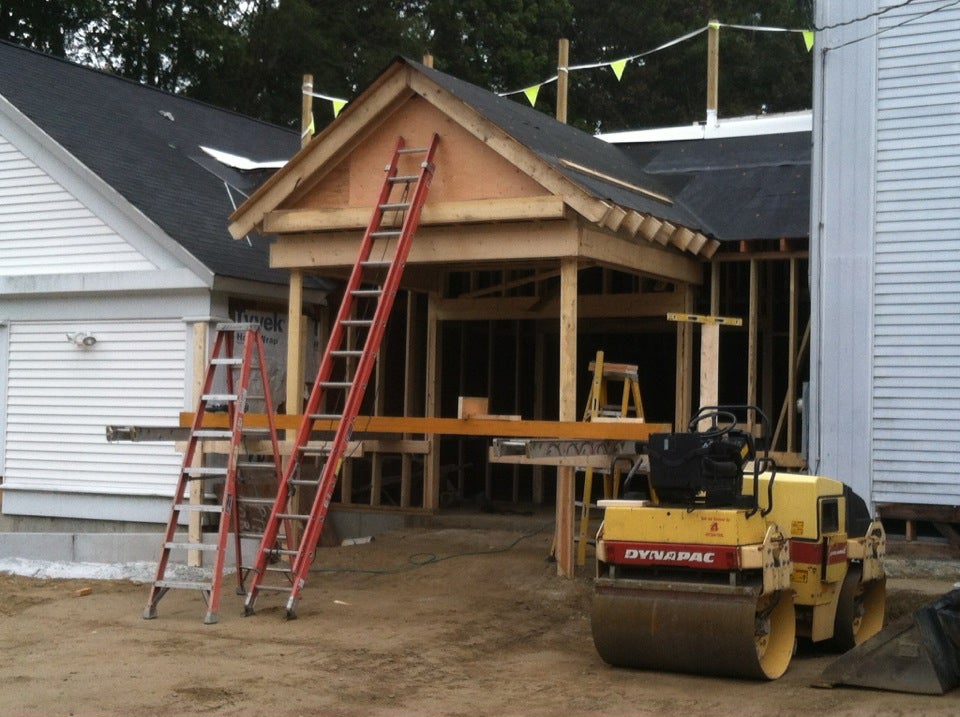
[575, 350, 645, 566]
[143, 322, 283, 624]
[242, 134, 440, 619]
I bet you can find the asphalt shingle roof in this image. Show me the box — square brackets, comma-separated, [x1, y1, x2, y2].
[620, 132, 811, 241]
[413, 59, 810, 242]
[0, 40, 300, 284]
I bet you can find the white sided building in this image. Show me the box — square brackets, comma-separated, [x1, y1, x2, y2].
[0, 41, 322, 528]
[810, 0, 960, 529]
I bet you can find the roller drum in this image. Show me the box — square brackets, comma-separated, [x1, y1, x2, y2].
[591, 579, 796, 680]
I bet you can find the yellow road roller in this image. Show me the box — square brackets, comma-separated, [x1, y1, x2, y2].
[591, 406, 887, 680]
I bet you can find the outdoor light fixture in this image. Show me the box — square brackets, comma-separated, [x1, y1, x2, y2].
[66, 332, 97, 347]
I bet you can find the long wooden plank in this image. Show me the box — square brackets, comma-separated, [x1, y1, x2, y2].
[269, 220, 578, 268]
[179, 412, 670, 441]
[433, 290, 686, 321]
[263, 196, 566, 233]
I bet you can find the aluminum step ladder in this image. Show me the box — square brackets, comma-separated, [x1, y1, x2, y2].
[143, 322, 283, 624]
[243, 134, 440, 619]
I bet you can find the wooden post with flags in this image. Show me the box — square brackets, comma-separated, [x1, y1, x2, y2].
[301, 74, 314, 147]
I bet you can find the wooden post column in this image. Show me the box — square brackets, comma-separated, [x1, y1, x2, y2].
[188, 320, 208, 568]
[556, 257, 578, 577]
[424, 291, 441, 510]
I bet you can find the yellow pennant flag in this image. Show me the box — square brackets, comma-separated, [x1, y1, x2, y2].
[523, 84, 540, 107]
[332, 99, 347, 117]
[802, 30, 815, 52]
[610, 59, 627, 81]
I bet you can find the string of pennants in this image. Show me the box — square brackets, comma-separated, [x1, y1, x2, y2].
[303, 20, 816, 121]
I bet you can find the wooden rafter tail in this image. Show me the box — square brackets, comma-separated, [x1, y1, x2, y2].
[701, 239, 722, 259]
[686, 232, 709, 255]
[670, 226, 695, 252]
[637, 214, 663, 242]
[620, 210, 645, 238]
[600, 203, 628, 232]
[652, 221, 675, 246]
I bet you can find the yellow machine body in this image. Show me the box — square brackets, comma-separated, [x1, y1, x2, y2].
[592, 470, 886, 679]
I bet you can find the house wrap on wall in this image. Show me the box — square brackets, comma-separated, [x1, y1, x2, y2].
[810, 0, 960, 539]
[0, 41, 325, 526]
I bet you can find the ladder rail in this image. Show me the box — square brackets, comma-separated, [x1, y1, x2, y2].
[244, 133, 439, 616]
[289, 133, 439, 587]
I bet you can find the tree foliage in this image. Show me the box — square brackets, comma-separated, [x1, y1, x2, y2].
[1, 0, 813, 132]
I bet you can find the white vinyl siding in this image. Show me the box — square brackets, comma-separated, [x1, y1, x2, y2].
[0, 133, 157, 276]
[2, 320, 185, 499]
[871, 0, 960, 503]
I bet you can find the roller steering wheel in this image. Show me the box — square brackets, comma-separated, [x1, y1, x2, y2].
[688, 409, 737, 439]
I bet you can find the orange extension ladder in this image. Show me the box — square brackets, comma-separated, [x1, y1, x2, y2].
[242, 134, 440, 619]
[143, 322, 283, 624]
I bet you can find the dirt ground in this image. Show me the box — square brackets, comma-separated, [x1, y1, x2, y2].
[1, 521, 958, 717]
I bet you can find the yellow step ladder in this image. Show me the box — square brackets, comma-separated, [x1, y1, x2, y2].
[575, 350, 645, 566]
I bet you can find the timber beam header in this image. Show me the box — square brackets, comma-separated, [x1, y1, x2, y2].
[270, 221, 703, 285]
[263, 195, 567, 233]
[180, 412, 671, 441]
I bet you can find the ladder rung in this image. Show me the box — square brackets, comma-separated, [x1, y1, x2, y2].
[202, 393, 238, 402]
[309, 413, 343, 421]
[182, 466, 228, 478]
[370, 230, 401, 238]
[237, 497, 276, 506]
[253, 583, 294, 592]
[264, 550, 299, 559]
[211, 357, 243, 366]
[330, 350, 363, 358]
[237, 461, 279, 470]
[289, 478, 321, 486]
[164, 541, 218, 552]
[241, 427, 272, 435]
[360, 260, 391, 269]
[351, 288, 383, 297]
[341, 319, 372, 327]
[389, 175, 418, 183]
[155, 579, 211, 591]
[173, 503, 223, 513]
[276, 513, 311, 521]
[216, 322, 261, 332]
[397, 146, 429, 154]
[320, 381, 353, 389]
[380, 202, 410, 211]
[194, 430, 232, 440]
